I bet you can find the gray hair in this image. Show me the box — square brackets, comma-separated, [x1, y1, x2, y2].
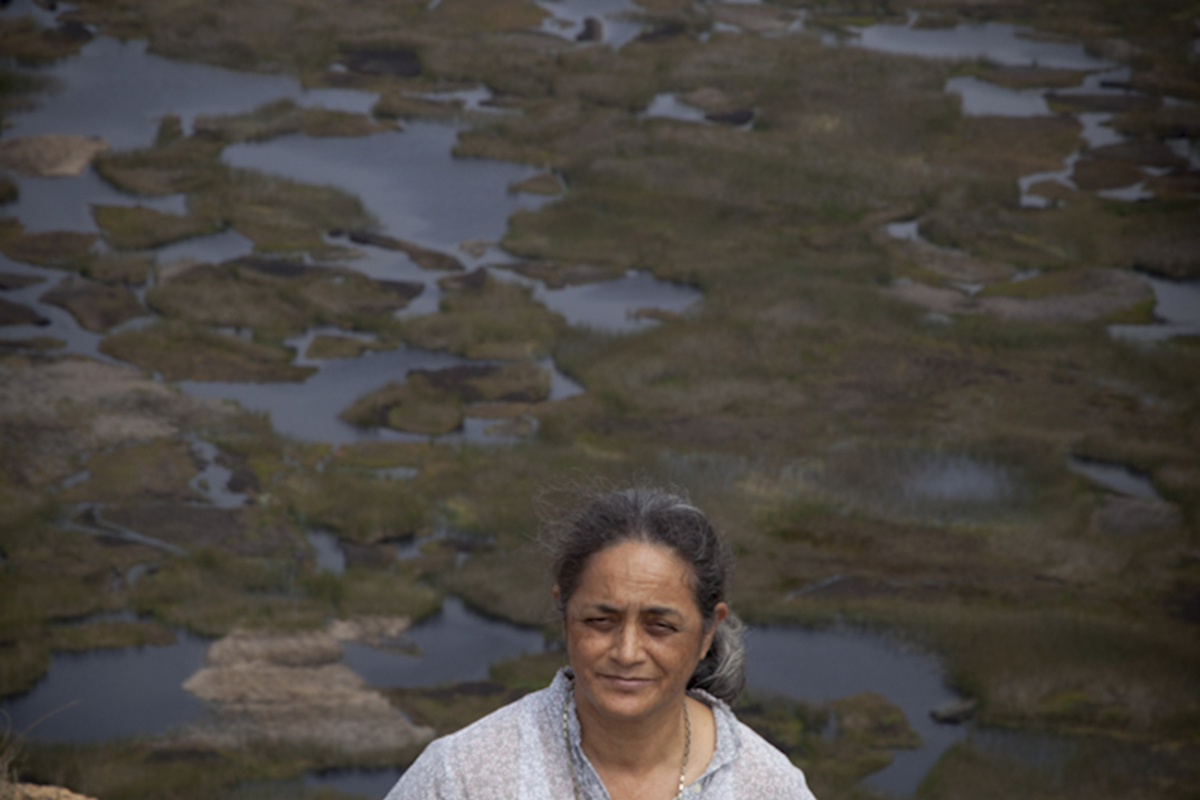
[545, 485, 746, 705]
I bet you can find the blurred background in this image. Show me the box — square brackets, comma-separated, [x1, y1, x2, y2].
[0, 0, 1198, 797]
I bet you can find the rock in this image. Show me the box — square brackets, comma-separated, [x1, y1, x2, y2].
[930, 698, 978, 724]
[0, 296, 49, 326]
[39, 275, 147, 332]
[0, 134, 109, 177]
[347, 230, 464, 271]
[576, 17, 602, 42]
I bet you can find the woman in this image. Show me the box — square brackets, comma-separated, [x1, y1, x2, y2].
[385, 486, 816, 799]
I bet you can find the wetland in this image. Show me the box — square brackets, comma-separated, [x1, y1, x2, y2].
[1, 0, 1199, 798]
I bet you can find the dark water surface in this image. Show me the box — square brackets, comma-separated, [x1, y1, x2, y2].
[0, 630, 212, 742]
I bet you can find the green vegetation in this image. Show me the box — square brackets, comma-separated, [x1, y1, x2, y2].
[3, 0, 1199, 796]
[100, 321, 316, 382]
[400, 271, 564, 359]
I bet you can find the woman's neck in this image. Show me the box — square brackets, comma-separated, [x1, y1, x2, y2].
[573, 688, 686, 775]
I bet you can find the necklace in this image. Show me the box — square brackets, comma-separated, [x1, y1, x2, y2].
[562, 692, 691, 800]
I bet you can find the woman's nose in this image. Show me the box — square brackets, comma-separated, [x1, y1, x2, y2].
[611, 623, 643, 664]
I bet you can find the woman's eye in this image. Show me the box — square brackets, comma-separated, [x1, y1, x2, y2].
[648, 621, 676, 634]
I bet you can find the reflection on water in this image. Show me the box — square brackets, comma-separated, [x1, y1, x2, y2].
[11, 171, 187, 234]
[221, 123, 553, 252]
[641, 93, 710, 123]
[746, 627, 964, 798]
[533, 269, 703, 333]
[1109, 273, 1200, 342]
[1067, 456, 1160, 500]
[306, 529, 348, 574]
[536, 0, 646, 48]
[820, 447, 1022, 523]
[854, 21, 1110, 70]
[945, 76, 1051, 117]
[342, 597, 548, 687]
[0, 630, 212, 742]
[7, 37, 378, 150]
[155, 228, 256, 266]
[178, 345, 469, 444]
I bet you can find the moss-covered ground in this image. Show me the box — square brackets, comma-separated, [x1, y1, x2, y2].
[1, 0, 1198, 797]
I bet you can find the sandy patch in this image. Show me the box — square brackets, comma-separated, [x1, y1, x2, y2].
[0, 134, 109, 177]
[183, 627, 434, 752]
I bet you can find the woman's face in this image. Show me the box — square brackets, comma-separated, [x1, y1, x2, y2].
[559, 540, 727, 726]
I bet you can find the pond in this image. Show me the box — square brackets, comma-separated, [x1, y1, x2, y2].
[0, 628, 212, 742]
[0, 597, 966, 800]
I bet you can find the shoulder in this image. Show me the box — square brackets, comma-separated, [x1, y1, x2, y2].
[729, 719, 818, 799]
[384, 683, 558, 800]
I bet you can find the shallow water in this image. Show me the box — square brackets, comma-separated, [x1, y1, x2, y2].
[306, 768, 406, 798]
[945, 76, 1051, 117]
[306, 529, 348, 574]
[8, 37, 378, 151]
[221, 124, 552, 253]
[1109, 274, 1200, 342]
[746, 626, 965, 798]
[0, 629, 212, 742]
[536, 0, 646, 48]
[1066, 456, 1160, 500]
[341, 597, 549, 687]
[641, 93, 710, 123]
[854, 21, 1111, 70]
[820, 447, 1022, 523]
[532, 269, 703, 334]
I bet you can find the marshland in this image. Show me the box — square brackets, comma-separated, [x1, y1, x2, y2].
[1, 0, 1198, 798]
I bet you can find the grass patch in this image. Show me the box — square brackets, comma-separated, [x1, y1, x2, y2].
[400, 271, 564, 359]
[92, 205, 223, 251]
[147, 260, 416, 340]
[280, 472, 427, 544]
[101, 320, 316, 382]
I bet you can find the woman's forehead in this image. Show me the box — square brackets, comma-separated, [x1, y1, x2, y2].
[572, 540, 697, 607]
